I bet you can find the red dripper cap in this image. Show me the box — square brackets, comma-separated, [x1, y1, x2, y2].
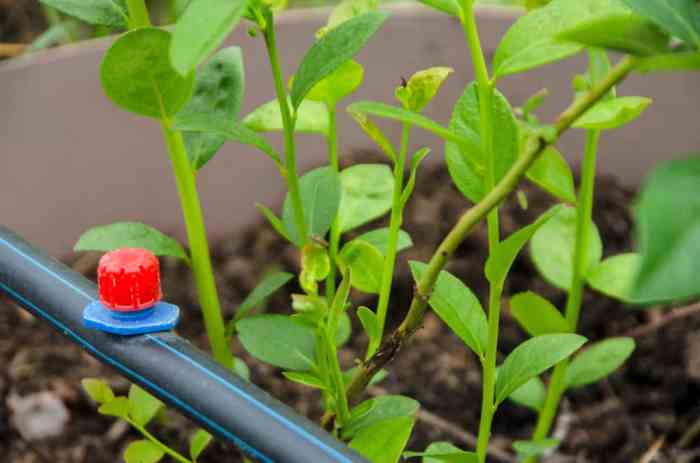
[97, 248, 162, 311]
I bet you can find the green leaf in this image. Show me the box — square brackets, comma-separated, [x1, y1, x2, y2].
[256, 204, 290, 241]
[633, 156, 700, 302]
[508, 375, 546, 411]
[509, 291, 569, 336]
[347, 399, 375, 425]
[243, 99, 330, 135]
[339, 240, 384, 293]
[485, 207, 558, 287]
[98, 397, 131, 419]
[585, 48, 616, 101]
[175, 47, 245, 170]
[124, 440, 164, 463]
[636, 51, 700, 72]
[283, 167, 342, 245]
[283, 371, 326, 389]
[189, 429, 213, 462]
[28, 21, 80, 52]
[174, 114, 281, 167]
[566, 337, 635, 387]
[526, 146, 577, 204]
[357, 306, 380, 348]
[322, 0, 379, 33]
[342, 395, 419, 439]
[493, 0, 630, 78]
[232, 271, 294, 324]
[521, 88, 549, 119]
[513, 439, 560, 459]
[416, 0, 461, 16]
[300, 244, 331, 295]
[172, 0, 191, 19]
[494, 333, 587, 404]
[354, 228, 413, 255]
[237, 314, 316, 371]
[573, 97, 652, 130]
[291, 293, 327, 317]
[410, 262, 488, 358]
[39, 0, 128, 27]
[304, 60, 364, 105]
[349, 417, 415, 463]
[74, 222, 188, 261]
[338, 164, 394, 233]
[556, 12, 670, 55]
[401, 147, 431, 206]
[170, 0, 247, 75]
[291, 11, 389, 108]
[81, 378, 115, 404]
[530, 205, 603, 291]
[349, 112, 397, 162]
[587, 253, 641, 302]
[348, 101, 481, 154]
[404, 442, 479, 463]
[445, 83, 519, 202]
[232, 357, 250, 380]
[101, 28, 195, 119]
[395, 67, 453, 113]
[336, 311, 352, 346]
[622, 0, 700, 49]
[128, 385, 163, 427]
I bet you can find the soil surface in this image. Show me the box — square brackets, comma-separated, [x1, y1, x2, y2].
[2, 155, 700, 463]
[0, 0, 44, 44]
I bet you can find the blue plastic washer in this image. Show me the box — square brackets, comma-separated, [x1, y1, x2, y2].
[83, 300, 180, 335]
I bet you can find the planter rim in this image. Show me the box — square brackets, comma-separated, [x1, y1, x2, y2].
[0, 3, 520, 73]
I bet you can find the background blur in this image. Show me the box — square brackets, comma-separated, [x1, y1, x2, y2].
[1, 0, 699, 258]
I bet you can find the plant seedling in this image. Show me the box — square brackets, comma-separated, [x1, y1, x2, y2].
[39, 0, 700, 461]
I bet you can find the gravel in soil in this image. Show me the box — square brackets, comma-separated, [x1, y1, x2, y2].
[2, 159, 700, 462]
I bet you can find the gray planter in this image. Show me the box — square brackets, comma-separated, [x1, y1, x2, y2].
[1, 5, 699, 256]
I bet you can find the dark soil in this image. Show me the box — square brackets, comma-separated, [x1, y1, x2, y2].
[0, 0, 45, 44]
[2, 155, 700, 463]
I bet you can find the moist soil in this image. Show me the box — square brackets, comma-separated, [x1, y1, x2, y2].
[2, 156, 700, 463]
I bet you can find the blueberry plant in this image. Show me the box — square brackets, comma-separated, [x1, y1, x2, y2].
[37, 0, 700, 461]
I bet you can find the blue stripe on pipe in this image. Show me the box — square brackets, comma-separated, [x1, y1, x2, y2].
[0, 236, 354, 463]
[0, 280, 271, 463]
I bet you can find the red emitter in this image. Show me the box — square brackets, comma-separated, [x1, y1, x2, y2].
[83, 248, 180, 335]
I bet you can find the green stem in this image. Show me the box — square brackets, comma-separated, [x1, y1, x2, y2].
[460, 2, 502, 460]
[337, 55, 636, 417]
[325, 104, 340, 303]
[566, 129, 600, 330]
[326, 277, 351, 425]
[126, 0, 151, 28]
[525, 129, 600, 460]
[161, 124, 234, 370]
[327, 104, 339, 171]
[325, 329, 350, 425]
[476, 283, 503, 459]
[129, 420, 192, 463]
[262, 18, 308, 245]
[370, 122, 411, 358]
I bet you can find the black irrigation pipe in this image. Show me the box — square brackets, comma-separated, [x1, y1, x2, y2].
[0, 226, 368, 463]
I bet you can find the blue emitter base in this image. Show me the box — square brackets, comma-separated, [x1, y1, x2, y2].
[83, 301, 180, 335]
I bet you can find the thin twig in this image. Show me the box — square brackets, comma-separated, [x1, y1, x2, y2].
[623, 302, 700, 339]
[678, 414, 700, 448]
[638, 436, 665, 463]
[338, 56, 638, 415]
[0, 43, 26, 58]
